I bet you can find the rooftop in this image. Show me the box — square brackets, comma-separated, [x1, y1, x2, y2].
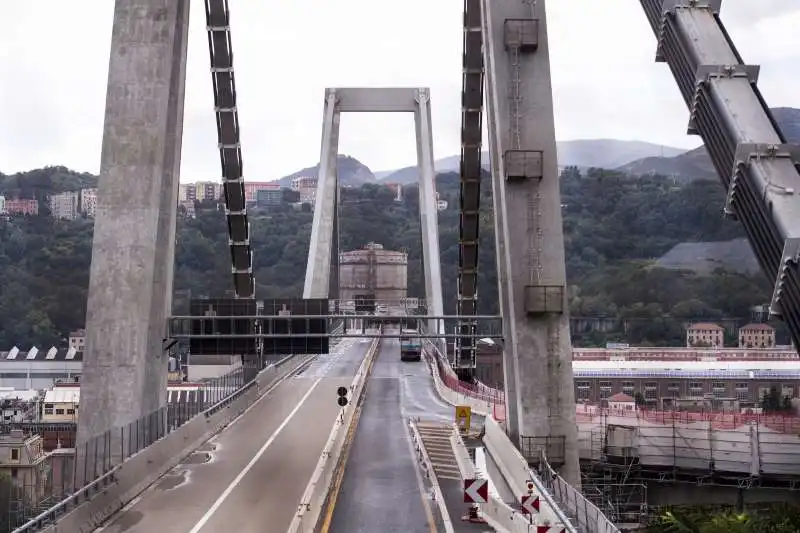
[688, 323, 725, 330]
[608, 392, 635, 403]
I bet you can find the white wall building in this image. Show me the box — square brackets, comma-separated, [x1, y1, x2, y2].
[50, 191, 80, 220]
[80, 188, 98, 218]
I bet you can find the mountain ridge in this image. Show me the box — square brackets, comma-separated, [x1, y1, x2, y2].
[618, 107, 800, 180]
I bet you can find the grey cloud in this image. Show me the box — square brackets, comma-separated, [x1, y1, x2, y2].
[0, 1, 797, 179]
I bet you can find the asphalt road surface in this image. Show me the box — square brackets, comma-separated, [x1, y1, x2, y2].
[94, 337, 373, 533]
[327, 339, 492, 532]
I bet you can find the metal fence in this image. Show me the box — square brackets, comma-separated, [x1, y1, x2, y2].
[7, 359, 265, 533]
[537, 453, 622, 533]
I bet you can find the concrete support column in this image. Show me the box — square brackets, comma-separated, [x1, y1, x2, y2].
[414, 88, 445, 336]
[75, 0, 190, 487]
[482, 0, 580, 485]
[304, 89, 341, 299]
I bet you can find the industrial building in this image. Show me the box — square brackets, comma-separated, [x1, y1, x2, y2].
[0, 348, 81, 389]
[475, 342, 800, 409]
[339, 242, 408, 306]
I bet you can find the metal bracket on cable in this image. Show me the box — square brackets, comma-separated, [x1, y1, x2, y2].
[687, 65, 760, 133]
[654, 0, 722, 62]
[724, 143, 800, 218]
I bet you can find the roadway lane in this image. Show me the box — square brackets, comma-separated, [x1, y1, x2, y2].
[322, 339, 460, 533]
[326, 338, 440, 532]
[402, 350, 486, 430]
[95, 337, 373, 533]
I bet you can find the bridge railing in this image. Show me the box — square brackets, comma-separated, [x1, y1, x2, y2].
[536, 452, 622, 533]
[423, 339, 505, 406]
[8, 357, 270, 533]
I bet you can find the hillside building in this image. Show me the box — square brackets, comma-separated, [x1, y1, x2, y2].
[49, 191, 80, 220]
[739, 323, 776, 348]
[80, 188, 98, 218]
[686, 322, 725, 347]
[3, 198, 38, 216]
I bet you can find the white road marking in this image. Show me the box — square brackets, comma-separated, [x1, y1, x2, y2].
[187, 377, 323, 533]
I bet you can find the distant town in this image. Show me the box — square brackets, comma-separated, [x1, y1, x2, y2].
[0, 177, 449, 220]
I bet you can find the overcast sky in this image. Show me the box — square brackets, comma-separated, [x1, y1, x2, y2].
[0, 1, 798, 181]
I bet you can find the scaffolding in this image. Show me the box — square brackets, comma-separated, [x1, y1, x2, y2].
[581, 416, 648, 527]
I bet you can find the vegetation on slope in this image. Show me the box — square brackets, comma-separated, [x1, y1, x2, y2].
[0, 165, 773, 349]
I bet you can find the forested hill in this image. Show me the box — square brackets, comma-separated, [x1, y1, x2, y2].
[0, 166, 771, 349]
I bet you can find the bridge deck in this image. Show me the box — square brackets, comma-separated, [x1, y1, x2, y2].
[96, 339, 371, 533]
[326, 339, 486, 532]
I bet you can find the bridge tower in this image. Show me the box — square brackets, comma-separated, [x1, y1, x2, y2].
[74, 0, 191, 485]
[482, 0, 580, 484]
[304, 88, 445, 333]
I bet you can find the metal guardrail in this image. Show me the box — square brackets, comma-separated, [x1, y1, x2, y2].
[10, 467, 120, 533]
[536, 453, 621, 533]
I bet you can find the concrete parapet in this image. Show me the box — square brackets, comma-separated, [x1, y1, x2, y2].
[37, 355, 314, 533]
[425, 350, 494, 417]
[483, 417, 569, 530]
[451, 425, 531, 533]
[287, 337, 380, 533]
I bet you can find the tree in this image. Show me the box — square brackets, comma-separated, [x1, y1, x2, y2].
[647, 507, 800, 533]
[0, 165, 774, 350]
[634, 392, 646, 407]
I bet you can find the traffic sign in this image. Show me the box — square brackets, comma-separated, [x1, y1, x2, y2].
[520, 494, 539, 514]
[337, 386, 349, 407]
[526, 480, 535, 493]
[455, 405, 472, 432]
[463, 478, 488, 504]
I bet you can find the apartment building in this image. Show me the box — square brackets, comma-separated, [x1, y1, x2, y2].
[178, 183, 197, 202]
[80, 188, 98, 218]
[256, 187, 283, 208]
[243, 182, 279, 204]
[195, 181, 221, 202]
[50, 191, 80, 220]
[291, 176, 317, 205]
[686, 322, 725, 347]
[0, 430, 48, 505]
[739, 323, 776, 348]
[68, 330, 86, 352]
[3, 198, 39, 216]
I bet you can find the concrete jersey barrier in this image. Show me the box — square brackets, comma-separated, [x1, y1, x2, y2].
[451, 427, 543, 533]
[483, 417, 573, 531]
[425, 350, 493, 417]
[36, 354, 314, 533]
[287, 337, 380, 533]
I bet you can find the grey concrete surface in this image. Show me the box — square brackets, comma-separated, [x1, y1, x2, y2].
[77, 0, 191, 484]
[483, 0, 580, 485]
[94, 339, 369, 533]
[329, 339, 438, 532]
